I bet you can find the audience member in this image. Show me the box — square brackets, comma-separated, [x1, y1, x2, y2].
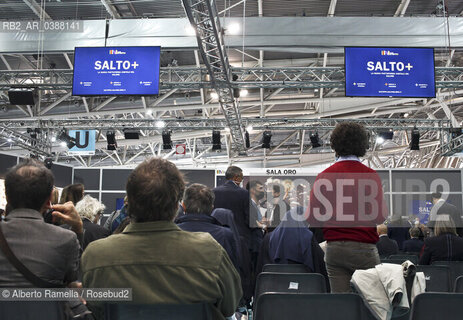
[103, 196, 128, 233]
[82, 158, 241, 319]
[387, 216, 411, 250]
[428, 192, 463, 237]
[75, 195, 110, 250]
[59, 183, 85, 205]
[419, 214, 463, 265]
[267, 184, 289, 232]
[213, 166, 254, 304]
[212, 208, 252, 305]
[248, 180, 265, 254]
[213, 166, 250, 249]
[402, 227, 424, 254]
[0, 159, 82, 287]
[256, 208, 329, 289]
[376, 224, 399, 258]
[176, 183, 239, 269]
[308, 122, 386, 293]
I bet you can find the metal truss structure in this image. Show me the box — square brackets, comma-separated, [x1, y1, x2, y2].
[2, 0, 463, 169]
[0, 118, 453, 131]
[0, 117, 459, 168]
[182, 0, 246, 153]
[1, 67, 463, 91]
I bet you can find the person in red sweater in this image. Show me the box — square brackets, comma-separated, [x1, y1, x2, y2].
[308, 122, 387, 292]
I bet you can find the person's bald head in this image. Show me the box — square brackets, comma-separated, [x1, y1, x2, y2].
[377, 224, 388, 236]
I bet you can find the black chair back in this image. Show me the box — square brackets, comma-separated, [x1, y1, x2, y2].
[388, 254, 419, 265]
[105, 303, 213, 320]
[379, 258, 406, 265]
[454, 275, 463, 292]
[0, 301, 65, 320]
[410, 293, 463, 320]
[416, 265, 451, 292]
[432, 261, 463, 291]
[262, 264, 311, 273]
[255, 272, 326, 300]
[254, 293, 376, 320]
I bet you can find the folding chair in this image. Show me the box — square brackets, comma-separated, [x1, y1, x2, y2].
[0, 301, 65, 320]
[432, 261, 463, 291]
[262, 263, 311, 273]
[105, 303, 213, 320]
[416, 265, 451, 292]
[410, 293, 463, 320]
[254, 293, 376, 320]
[388, 254, 419, 265]
[255, 272, 326, 300]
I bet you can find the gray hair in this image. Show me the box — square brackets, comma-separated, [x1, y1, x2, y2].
[75, 195, 106, 221]
[183, 183, 215, 215]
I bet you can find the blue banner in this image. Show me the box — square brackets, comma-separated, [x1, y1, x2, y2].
[68, 130, 95, 155]
[72, 46, 160, 96]
[345, 47, 435, 97]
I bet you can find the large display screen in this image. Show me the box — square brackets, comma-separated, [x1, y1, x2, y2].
[345, 47, 435, 98]
[72, 46, 160, 96]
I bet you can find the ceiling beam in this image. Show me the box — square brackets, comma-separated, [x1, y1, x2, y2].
[100, 0, 121, 19]
[22, 0, 52, 20]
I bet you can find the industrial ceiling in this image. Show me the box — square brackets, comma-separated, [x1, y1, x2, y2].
[0, 0, 462, 169]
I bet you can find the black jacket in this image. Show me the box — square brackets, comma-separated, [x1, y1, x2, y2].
[256, 232, 330, 291]
[213, 180, 251, 248]
[82, 219, 110, 251]
[176, 214, 239, 270]
[429, 201, 463, 237]
[376, 235, 399, 258]
[402, 238, 424, 254]
[419, 233, 463, 265]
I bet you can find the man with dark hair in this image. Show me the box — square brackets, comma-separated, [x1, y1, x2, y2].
[213, 166, 251, 248]
[308, 122, 387, 293]
[176, 183, 239, 269]
[402, 227, 424, 253]
[0, 159, 83, 287]
[82, 158, 241, 319]
[428, 192, 463, 237]
[268, 183, 290, 231]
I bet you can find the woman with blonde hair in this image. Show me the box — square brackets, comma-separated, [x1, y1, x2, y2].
[419, 215, 463, 265]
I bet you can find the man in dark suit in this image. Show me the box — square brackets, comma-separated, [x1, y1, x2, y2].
[402, 227, 424, 253]
[176, 183, 239, 270]
[429, 192, 463, 237]
[213, 166, 251, 248]
[376, 224, 399, 258]
[0, 159, 83, 287]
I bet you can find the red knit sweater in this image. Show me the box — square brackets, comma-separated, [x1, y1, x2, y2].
[309, 160, 385, 244]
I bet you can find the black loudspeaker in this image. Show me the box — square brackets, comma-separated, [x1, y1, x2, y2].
[262, 130, 272, 149]
[245, 131, 250, 148]
[410, 129, 420, 151]
[8, 88, 37, 105]
[212, 130, 221, 150]
[124, 130, 140, 139]
[106, 131, 117, 151]
[162, 130, 172, 150]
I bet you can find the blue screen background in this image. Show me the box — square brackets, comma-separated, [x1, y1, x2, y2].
[72, 46, 160, 95]
[345, 47, 435, 97]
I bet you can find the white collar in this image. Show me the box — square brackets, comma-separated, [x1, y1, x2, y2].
[337, 155, 361, 162]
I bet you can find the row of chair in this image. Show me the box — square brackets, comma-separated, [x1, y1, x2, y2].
[253, 292, 463, 320]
